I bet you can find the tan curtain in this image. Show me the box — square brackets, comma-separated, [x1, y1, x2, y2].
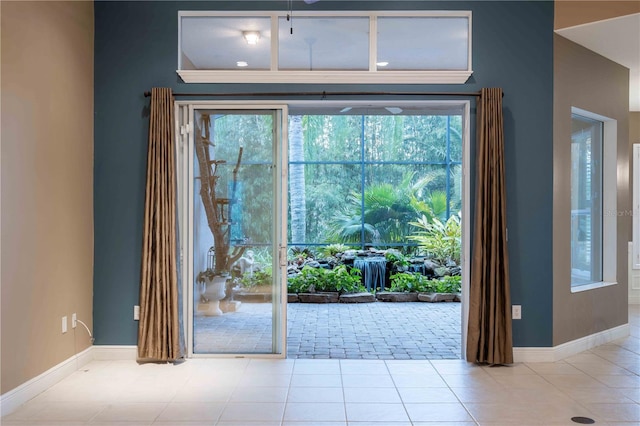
[466, 88, 513, 365]
[138, 87, 183, 362]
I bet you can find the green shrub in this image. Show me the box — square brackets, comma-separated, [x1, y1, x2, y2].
[239, 268, 272, 289]
[389, 272, 429, 292]
[287, 266, 326, 293]
[287, 274, 311, 294]
[331, 264, 364, 293]
[427, 275, 461, 293]
[440, 275, 462, 293]
[287, 265, 364, 294]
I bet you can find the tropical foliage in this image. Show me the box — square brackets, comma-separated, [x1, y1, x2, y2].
[293, 113, 463, 248]
[238, 268, 273, 289]
[287, 265, 364, 294]
[434, 275, 462, 293]
[194, 111, 463, 270]
[319, 243, 352, 258]
[389, 273, 461, 294]
[385, 250, 409, 270]
[389, 272, 430, 292]
[408, 212, 462, 264]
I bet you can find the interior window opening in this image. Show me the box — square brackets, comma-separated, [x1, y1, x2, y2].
[570, 112, 603, 287]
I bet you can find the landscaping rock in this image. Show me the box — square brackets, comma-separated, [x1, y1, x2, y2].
[376, 292, 419, 302]
[341, 250, 359, 260]
[298, 292, 340, 303]
[339, 292, 376, 303]
[434, 266, 449, 277]
[418, 292, 458, 302]
[288, 293, 299, 303]
[423, 260, 438, 276]
[235, 291, 271, 302]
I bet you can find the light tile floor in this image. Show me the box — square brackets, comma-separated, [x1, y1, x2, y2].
[2, 305, 638, 426]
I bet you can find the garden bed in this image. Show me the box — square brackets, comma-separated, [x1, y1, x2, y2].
[287, 291, 460, 304]
[231, 247, 463, 305]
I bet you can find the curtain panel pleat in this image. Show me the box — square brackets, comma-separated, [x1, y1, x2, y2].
[138, 87, 183, 362]
[466, 87, 514, 365]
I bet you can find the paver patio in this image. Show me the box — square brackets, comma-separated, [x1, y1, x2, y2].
[194, 301, 461, 359]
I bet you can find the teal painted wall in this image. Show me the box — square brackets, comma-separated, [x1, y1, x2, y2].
[94, 1, 554, 347]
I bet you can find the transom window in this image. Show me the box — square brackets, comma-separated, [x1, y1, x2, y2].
[178, 11, 472, 84]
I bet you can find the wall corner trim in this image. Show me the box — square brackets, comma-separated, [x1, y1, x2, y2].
[0, 346, 137, 417]
[513, 323, 630, 362]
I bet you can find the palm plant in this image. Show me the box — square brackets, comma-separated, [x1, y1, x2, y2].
[328, 171, 448, 245]
[326, 212, 378, 244]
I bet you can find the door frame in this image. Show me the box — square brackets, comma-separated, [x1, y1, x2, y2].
[176, 99, 470, 360]
[176, 102, 289, 358]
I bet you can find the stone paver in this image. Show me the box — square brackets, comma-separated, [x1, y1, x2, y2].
[194, 301, 461, 359]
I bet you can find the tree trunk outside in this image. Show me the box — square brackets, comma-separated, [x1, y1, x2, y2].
[194, 115, 244, 275]
[289, 115, 306, 245]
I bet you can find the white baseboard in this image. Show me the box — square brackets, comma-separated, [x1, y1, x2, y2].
[91, 345, 137, 360]
[0, 345, 138, 417]
[1, 325, 631, 416]
[514, 323, 630, 363]
[0, 347, 93, 416]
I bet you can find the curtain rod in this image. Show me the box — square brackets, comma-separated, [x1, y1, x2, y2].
[143, 90, 492, 98]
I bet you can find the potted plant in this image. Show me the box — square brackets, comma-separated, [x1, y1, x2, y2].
[197, 268, 228, 315]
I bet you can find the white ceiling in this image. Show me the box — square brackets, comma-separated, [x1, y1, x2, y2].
[556, 13, 640, 111]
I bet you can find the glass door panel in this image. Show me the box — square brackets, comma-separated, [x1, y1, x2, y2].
[190, 107, 285, 355]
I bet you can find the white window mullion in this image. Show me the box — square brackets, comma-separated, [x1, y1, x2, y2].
[369, 15, 377, 72]
[271, 14, 278, 71]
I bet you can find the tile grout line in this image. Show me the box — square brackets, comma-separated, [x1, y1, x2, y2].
[431, 359, 481, 425]
[384, 359, 416, 425]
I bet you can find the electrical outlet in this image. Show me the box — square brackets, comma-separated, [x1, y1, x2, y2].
[72, 313, 77, 328]
[62, 316, 68, 333]
[134, 305, 140, 321]
[512, 305, 522, 320]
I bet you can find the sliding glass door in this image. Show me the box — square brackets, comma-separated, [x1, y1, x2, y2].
[179, 104, 287, 357]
